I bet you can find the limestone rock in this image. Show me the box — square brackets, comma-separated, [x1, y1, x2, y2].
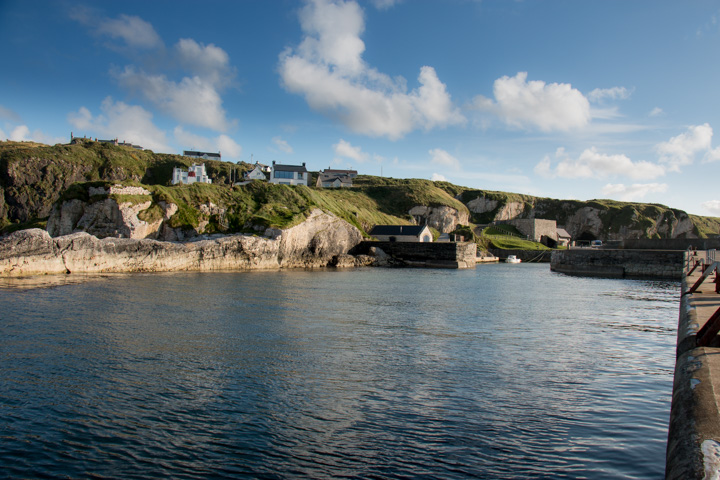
[409, 205, 469, 233]
[0, 210, 365, 276]
[278, 209, 363, 268]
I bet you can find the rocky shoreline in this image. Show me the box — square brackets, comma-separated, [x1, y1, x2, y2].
[0, 210, 377, 277]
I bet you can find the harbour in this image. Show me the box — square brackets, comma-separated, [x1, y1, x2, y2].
[0, 265, 678, 478]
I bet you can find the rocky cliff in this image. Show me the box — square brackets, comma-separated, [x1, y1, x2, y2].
[460, 189, 710, 241]
[0, 209, 370, 277]
[3, 140, 720, 243]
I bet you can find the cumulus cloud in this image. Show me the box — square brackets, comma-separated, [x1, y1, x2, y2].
[279, 0, 464, 140]
[473, 72, 591, 132]
[116, 65, 231, 131]
[429, 148, 460, 169]
[702, 200, 720, 216]
[535, 146, 665, 180]
[601, 183, 668, 201]
[68, 97, 171, 152]
[94, 13, 163, 49]
[588, 86, 632, 103]
[431, 173, 447, 182]
[333, 138, 368, 162]
[175, 38, 234, 87]
[0, 124, 64, 145]
[74, 12, 235, 133]
[656, 123, 713, 171]
[173, 126, 242, 159]
[649, 107, 664, 117]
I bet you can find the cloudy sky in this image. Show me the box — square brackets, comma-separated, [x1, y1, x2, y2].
[3, 0, 720, 215]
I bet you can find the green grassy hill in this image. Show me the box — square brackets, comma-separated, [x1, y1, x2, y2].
[2, 139, 720, 244]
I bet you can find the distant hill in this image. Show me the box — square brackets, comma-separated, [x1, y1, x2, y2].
[2, 139, 719, 242]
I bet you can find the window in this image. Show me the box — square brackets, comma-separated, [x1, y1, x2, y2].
[274, 170, 294, 179]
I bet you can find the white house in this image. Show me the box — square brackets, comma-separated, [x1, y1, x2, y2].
[172, 163, 212, 185]
[270, 161, 308, 186]
[245, 165, 267, 181]
[369, 225, 433, 243]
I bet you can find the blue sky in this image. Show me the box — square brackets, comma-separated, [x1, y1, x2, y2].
[3, 0, 720, 216]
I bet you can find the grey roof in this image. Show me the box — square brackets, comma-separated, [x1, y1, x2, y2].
[184, 150, 221, 159]
[273, 163, 307, 173]
[370, 225, 428, 236]
[556, 228, 571, 238]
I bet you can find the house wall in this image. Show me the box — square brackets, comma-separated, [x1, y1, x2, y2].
[507, 219, 558, 242]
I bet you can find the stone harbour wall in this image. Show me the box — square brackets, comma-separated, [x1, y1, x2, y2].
[352, 241, 477, 268]
[550, 249, 684, 279]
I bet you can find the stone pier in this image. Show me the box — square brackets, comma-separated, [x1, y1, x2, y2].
[666, 251, 720, 478]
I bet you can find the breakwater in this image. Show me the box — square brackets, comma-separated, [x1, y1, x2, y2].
[351, 241, 477, 268]
[666, 251, 720, 478]
[550, 249, 683, 279]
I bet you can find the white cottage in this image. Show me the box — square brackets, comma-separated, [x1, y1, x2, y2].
[172, 163, 212, 185]
[369, 225, 433, 243]
[270, 161, 308, 186]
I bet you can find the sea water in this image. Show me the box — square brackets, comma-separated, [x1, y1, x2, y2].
[0, 264, 678, 479]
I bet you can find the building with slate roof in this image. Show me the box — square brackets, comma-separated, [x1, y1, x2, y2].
[270, 161, 308, 186]
[369, 225, 433, 243]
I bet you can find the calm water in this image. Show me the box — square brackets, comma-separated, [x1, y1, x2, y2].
[0, 264, 678, 479]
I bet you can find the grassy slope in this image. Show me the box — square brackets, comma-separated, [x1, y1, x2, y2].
[2, 140, 720, 241]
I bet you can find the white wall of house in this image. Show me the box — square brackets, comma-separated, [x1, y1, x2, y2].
[374, 226, 433, 242]
[269, 163, 308, 186]
[246, 166, 267, 181]
[172, 163, 212, 185]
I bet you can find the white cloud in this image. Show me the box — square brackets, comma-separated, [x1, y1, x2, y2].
[535, 146, 665, 180]
[116, 65, 231, 131]
[649, 107, 664, 117]
[0, 124, 63, 145]
[279, 0, 464, 140]
[431, 173, 447, 182]
[656, 123, 713, 171]
[97, 14, 163, 49]
[333, 138, 368, 162]
[601, 183, 668, 201]
[68, 97, 171, 152]
[428, 148, 460, 169]
[272, 136, 294, 154]
[173, 126, 242, 160]
[473, 72, 591, 132]
[9, 125, 31, 141]
[702, 200, 720, 216]
[588, 86, 632, 103]
[175, 38, 234, 87]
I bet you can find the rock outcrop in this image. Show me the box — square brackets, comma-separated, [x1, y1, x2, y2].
[0, 209, 370, 276]
[408, 205, 469, 233]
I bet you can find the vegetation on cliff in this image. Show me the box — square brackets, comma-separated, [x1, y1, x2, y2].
[2, 140, 720, 244]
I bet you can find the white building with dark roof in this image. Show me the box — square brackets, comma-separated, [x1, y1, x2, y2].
[172, 163, 212, 185]
[369, 225, 433, 243]
[270, 161, 308, 186]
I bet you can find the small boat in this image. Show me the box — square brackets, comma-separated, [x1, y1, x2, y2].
[505, 255, 521, 263]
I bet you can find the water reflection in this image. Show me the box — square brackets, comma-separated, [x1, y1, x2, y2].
[0, 265, 679, 479]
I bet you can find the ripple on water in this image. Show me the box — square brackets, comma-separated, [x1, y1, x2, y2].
[0, 266, 678, 479]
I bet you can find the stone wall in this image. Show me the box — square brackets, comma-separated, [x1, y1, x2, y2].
[488, 249, 552, 263]
[352, 241, 477, 268]
[624, 237, 720, 250]
[550, 249, 683, 279]
[507, 219, 558, 242]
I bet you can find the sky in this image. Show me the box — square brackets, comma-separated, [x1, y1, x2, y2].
[3, 0, 720, 216]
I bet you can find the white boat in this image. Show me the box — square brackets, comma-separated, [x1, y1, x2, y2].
[505, 255, 521, 263]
